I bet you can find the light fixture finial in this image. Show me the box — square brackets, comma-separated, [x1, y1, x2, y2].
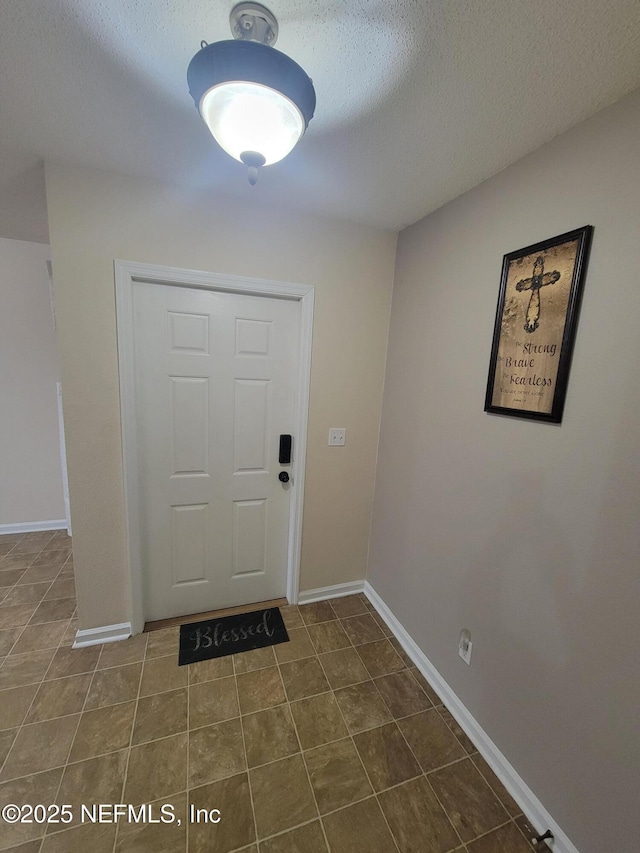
[240, 151, 266, 185]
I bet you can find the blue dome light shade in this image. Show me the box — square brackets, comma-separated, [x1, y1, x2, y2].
[188, 40, 316, 171]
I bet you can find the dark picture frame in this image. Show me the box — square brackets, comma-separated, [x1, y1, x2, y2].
[484, 226, 593, 423]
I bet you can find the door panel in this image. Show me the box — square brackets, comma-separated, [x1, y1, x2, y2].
[171, 504, 208, 584]
[170, 376, 209, 475]
[234, 379, 269, 471]
[232, 499, 267, 576]
[132, 281, 299, 621]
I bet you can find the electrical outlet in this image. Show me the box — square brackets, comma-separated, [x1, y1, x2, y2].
[459, 629, 472, 665]
[328, 428, 346, 446]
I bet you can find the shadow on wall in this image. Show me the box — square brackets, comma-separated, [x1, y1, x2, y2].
[460, 410, 640, 850]
[573, 409, 640, 807]
[0, 159, 49, 244]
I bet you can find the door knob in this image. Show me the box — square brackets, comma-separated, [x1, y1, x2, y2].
[278, 471, 290, 483]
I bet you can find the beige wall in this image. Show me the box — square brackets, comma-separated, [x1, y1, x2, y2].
[44, 163, 396, 630]
[0, 237, 65, 526]
[368, 88, 640, 853]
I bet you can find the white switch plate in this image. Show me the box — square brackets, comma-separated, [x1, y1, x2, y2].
[328, 428, 346, 446]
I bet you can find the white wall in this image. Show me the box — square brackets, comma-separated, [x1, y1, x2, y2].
[44, 163, 396, 631]
[0, 237, 65, 526]
[368, 87, 640, 853]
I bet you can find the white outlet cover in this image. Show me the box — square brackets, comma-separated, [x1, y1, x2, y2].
[459, 628, 472, 665]
[458, 640, 473, 666]
[328, 428, 346, 446]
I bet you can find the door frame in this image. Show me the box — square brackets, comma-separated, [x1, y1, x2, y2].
[114, 259, 314, 635]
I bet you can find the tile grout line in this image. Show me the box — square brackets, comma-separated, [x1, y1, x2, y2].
[419, 750, 514, 847]
[1, 587, 527, 852]
[310, 606, 403, 853]
[0, 556, 76, 604]
[353, 595, 482, 852]
[271, 632, 332, 853]
[0, 537, 63, 658]
[462, 816, 516, 848]
[379, 689, 470, 851]
[313, 644, 378, 853]
[1, 561, 73, 577]
[0, 579, 61, 655]
[206, 616, 483, 770]
[512, 816, 538, 850]
[112, 631, 148, 853]
[0, 716, 485, 788]
[235, 652, 261, 853]
[42, 600, 91, 827]
[360, 661, 470, 852]
[13, 643, 143, 835]
[252, 816, 329, 850]
[467, 752, 524, 818]
[0, 608, 74, 786]
[0, 551, 73, 719]
[5, 604, 77, 847]
[328, 604, 467, 853]
[357, 592, 514, 852]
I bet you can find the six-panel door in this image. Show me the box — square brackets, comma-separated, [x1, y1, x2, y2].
[132, 281, 299, 621]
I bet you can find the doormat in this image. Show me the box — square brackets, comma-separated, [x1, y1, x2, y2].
[178, 607, 289, 666]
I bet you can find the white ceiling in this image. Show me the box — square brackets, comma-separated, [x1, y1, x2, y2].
[1, 0, 639, 235]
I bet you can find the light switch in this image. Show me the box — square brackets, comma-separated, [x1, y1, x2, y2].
[328, 428, 346, 446]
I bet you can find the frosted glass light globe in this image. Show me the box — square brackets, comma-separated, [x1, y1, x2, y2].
[200, 81, 305, 166]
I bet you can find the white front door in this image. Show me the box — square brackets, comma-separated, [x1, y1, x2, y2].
[132, 281, 300, 621]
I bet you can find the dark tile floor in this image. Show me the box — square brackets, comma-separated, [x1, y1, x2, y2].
[0, 531, 538, 852]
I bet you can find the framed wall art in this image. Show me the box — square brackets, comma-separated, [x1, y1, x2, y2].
[484, 226, 593, 423]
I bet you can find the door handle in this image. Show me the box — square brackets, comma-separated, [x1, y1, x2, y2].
[279, 435, 292, 464]
[278, 471, 290, 483]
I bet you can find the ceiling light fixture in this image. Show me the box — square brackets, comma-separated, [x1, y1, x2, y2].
[187, 2, 316, 185]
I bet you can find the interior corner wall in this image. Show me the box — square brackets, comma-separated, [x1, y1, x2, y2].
[0, 237, 65, 526]
[44, 162, 396, 631]
[367, 87, 640, 853]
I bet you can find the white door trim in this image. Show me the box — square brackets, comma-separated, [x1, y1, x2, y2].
[114, 260, 314, 635]
[56, 382, 72, 535]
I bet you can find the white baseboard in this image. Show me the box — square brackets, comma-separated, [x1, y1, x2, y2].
[364, 581, 578, 853]
[297, 580, 365, 605]
[0, 519, 68, 535]
[73, 622, 132, 648]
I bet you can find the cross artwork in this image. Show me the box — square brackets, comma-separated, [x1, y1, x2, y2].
[515, 255, 561, 333]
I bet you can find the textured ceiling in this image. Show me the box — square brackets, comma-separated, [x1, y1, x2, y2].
[1, 0, 639, 232]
